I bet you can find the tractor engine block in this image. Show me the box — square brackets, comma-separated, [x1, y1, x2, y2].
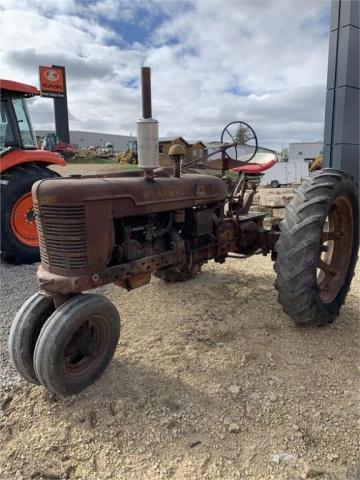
[32, 172, 276, 295]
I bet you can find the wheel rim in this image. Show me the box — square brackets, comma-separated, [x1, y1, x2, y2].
[10, 193, 38, 247]
[317, 196, 354, 304]
[60, 315, 111, 380]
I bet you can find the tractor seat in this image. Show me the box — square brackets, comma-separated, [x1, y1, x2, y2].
[232, 152, 277, 174]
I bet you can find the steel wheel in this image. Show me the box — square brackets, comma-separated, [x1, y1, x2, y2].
[317, 196, 354, 304]
[10, 193, 38, 247]
[274, 169, 359, 325]
[34, 294, 120, 395]
[62, 316, 112, 379]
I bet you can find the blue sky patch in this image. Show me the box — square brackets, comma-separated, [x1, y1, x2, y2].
[99, 10, 170, 47]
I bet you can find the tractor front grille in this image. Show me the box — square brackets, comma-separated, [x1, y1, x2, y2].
[34, 203, 87, 272]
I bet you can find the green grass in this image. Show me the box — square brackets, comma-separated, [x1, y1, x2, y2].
[68, 156, 118, 164]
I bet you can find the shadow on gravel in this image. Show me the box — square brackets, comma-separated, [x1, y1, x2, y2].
[35, 357, 228, 456]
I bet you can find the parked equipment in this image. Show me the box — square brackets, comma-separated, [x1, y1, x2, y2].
[0, 80, 65, 264]
[309, 152, 324, 172]
[9, 68, 359, 396]
[41, 132, 75, 160]
[260, 160, 309, 187]
[117, 140, 138, 164]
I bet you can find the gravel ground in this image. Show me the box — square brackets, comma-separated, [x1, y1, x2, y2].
[0, 255, 359, 480]
[1, 165, 359, 479]
[0, 262, 38, 390]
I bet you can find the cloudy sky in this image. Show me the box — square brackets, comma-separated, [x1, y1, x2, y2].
[0, 0, 331, 149]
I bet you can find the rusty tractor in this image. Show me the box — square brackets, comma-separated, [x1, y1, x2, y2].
[9, 68, 359, 396]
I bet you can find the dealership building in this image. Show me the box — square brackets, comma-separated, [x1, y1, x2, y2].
[36, 130, 134, 152]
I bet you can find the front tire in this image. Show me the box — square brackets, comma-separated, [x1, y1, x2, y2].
[1, 163, 59, 264]
[34, 294, 120, 396]
[8, 293, 55, 384]
[274, 169, 359, 326]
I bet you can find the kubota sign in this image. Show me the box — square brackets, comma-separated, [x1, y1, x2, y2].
[39, 66, 65, 97]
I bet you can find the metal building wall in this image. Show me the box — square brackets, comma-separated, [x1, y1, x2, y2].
[289, 142, 323, 162]
[323, 0, 359, 186]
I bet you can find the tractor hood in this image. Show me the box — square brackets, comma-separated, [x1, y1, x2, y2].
[32, 173, 227, 218]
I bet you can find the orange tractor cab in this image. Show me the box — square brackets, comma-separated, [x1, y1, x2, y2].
[0, 79, 65, 264]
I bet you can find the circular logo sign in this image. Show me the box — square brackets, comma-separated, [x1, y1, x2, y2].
[44, 69, 60, 81]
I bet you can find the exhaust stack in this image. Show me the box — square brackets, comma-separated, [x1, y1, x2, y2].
[137, 67, 159, 176]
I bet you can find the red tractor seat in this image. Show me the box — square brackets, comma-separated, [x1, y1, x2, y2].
[232, 153, 277, 174]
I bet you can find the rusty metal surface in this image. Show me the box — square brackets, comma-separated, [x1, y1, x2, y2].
[37, 246, 185, 294]
[33, 174, 227, 214]
[34, 202, 87, 270]
[141, 67, 152, 119]
[36, 209, 279, 296]
[33, 174, 227, 276]
[33, 164, 280, 297]
[317, 195, 354, 303]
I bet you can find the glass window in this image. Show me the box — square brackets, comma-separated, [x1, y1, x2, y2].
[192, 148, 198, 158]
[11, 98, 37, 149]
[0, 101, 17, 151]
[159, 144, 164, 154]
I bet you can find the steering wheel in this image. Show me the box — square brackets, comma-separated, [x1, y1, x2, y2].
[220, 121, 258, 163]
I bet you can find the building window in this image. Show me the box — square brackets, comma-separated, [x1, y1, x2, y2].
[159, 144, 164, 154]
[298, 151, 303, 155]
[192, 149, 198, 158]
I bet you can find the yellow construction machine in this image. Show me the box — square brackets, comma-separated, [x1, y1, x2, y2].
[116, 140, 138, 164]
[309, 152, 323, 172]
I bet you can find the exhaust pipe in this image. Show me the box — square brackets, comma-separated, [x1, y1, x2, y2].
[137, 67, 159, 177]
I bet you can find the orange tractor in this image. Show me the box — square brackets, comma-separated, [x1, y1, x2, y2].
[0, 80, 65, 264]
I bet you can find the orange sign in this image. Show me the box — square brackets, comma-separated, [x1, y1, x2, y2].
[39, 66, 65, 97]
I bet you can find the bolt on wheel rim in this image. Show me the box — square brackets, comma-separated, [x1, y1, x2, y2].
[317, 196, 353, 304]
[60, 315, 112, 379]
[10, 193, 38, 247]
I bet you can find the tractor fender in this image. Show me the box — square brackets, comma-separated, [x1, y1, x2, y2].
[0, 149, 65, 174]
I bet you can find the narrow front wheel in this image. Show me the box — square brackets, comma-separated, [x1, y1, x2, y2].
[8, 293, 55, 384]
[34, 294, 121, 395]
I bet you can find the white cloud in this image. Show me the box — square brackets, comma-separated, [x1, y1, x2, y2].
[0, 0, 331, 149]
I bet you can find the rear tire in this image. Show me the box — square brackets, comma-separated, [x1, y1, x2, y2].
[1, 163, 59, 264]
[274, 169, 359, 326]
[34, 294, 120, 396]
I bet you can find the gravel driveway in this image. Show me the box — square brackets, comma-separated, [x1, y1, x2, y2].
[0, 262, 38, 391]
[1, 255, 359, 480]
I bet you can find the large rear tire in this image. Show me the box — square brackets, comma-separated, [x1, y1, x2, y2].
[1, 163, 59, 265]
[274, 169, 359, 326]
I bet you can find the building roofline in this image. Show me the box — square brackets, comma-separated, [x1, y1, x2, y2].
[159, 136, 191, 146]
[289, 141, 323, 145]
